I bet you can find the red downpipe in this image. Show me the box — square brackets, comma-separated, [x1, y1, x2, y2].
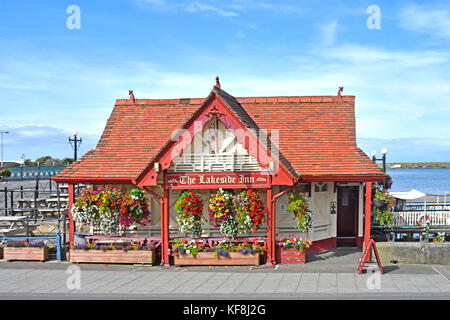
[269, 177, 302, 265]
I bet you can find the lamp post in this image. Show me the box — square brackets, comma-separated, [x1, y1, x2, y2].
[69, 130, 82, 161]
[1, 130, 9, 167]
[371, 148, 387, 173]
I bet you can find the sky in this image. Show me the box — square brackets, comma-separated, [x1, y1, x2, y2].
[0, 0, 449, 163]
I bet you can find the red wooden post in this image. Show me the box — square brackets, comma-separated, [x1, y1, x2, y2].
[266, 187, 272, 265]
[364, 182, 373, 262]
[68, 183, 75, 247]
[162, 188, 170, 266]
[271, 188, 276, 265]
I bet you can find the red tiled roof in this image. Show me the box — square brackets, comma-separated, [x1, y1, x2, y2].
[54, 88, 384, 183]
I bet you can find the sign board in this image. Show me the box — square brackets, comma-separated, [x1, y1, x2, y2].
[165, 172, 271, 189]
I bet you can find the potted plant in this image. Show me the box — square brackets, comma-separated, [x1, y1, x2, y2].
[3, 240, 49, 262]
[276, 234, 312, 264]
[175, 191, 204, 237]
[287, 192, 312, 232]
[209, 189, 238, 238]
[69, 241, 155, 264]
[233, 189, 267, 234]
[172, 238, 264, 266]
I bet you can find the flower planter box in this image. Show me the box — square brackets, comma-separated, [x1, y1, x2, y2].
[276, 248, 306, 264]
[3, 247, 49, 262]
[174, 252, 260, 266]
[69, 249, 155, 264]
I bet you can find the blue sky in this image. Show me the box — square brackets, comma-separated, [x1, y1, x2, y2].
[0, 0, 449, 163]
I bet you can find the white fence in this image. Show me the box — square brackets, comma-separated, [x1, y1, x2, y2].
[393, 211, 450, 227]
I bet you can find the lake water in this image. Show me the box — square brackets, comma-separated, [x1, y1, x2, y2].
[387, 168, 450, 194]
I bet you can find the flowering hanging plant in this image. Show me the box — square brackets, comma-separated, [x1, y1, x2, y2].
[233, 189, 267, 233]
[287, 192, 312, 232]
[119, 188, 151, 228]
[72, 185, 122, 234]
[175, 191, 204, 237]
[277, 234, 312, 252]
[209, 189, 238, 238]
[374, 189, 396, 227]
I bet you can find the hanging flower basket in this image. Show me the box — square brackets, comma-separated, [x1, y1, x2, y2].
[209, 189, 238, 238]
[72, 185, 122, 234]
[287, 192, 312, 232]
[175, 191, 204, 237]
[119, 188, 151, 228]
[233, 189, 267, 233]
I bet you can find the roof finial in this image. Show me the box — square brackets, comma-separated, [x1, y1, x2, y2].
[127, 90, 135, 104]
[337, 86, 344, 97]
[215, 76, 221, 89]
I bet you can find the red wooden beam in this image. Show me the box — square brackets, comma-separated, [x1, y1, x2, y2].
[266, 187, 273, 265]
[162, 188, 170, 266]
[68, 183, 75, 247]
[364, 182, 373, 262]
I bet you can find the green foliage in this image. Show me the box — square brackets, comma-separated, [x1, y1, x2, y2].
[376, 207, 393, 226]
[23, 156, 74, 166]
[287, 192, 312, 232]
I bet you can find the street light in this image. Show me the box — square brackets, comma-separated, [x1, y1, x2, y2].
[69, 130, 82, 161]
[372, 148, 388, 173]
[1, 130, 9, 167]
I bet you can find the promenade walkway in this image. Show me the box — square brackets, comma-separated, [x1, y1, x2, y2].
[0, 261, 448, 299]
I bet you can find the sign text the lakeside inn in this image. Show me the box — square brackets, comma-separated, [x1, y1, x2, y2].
[165, 172, 270, 189]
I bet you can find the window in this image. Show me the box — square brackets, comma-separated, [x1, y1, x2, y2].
[314, 182, 328, 193]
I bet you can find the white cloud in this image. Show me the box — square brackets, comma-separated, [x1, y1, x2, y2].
[399, 5, 450, 39]
[184, 2, 239, 17]
[317, 20, 339, 47]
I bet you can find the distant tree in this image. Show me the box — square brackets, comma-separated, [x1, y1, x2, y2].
[23, 156, 73, 167]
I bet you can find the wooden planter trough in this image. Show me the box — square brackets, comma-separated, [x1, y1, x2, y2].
[69, 249, 155, 264]
[276, 248, 306, 264]
[174, 252, 260, 266]
[3, 247, 49, 262]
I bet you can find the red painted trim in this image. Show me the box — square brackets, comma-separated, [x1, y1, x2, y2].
[364, 182, 372, 262]
[136, 94, 295, 188]
[301, 175, 385, 182]
[308, 237, 337, 253]
[52, 177, 133, 184]
[356, 237, 364, 248]
[266, 187, 273, 265]
[68, 184, 75, 247]
[162, 188, 170, 266]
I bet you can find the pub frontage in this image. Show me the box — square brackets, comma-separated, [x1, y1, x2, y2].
[53, 78, 385, 266]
